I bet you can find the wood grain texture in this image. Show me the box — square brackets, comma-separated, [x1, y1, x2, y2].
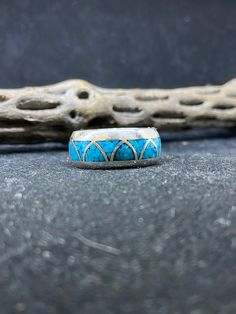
[0, 79, 236, 143]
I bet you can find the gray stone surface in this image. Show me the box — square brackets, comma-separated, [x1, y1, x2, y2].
[0, 138, 236, 314]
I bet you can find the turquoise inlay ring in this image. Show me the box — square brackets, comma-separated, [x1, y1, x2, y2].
[69, 127, 161, 168]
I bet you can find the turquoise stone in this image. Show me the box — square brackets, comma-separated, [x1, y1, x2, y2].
[69, 141, 79, 161]
[142, 141, 158, 159]
[69, 137, 161, 163]
[75, 141, 90, 158]
[151, 137, 161, 157]
[113, 143, 135, 161]
[68, 128, 161, 165]
[96, 140, 120, 160]
[84, 144, 106, 162]
[128, 139, 147, 159]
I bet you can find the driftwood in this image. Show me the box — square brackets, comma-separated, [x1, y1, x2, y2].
[0, 78, 236, 143]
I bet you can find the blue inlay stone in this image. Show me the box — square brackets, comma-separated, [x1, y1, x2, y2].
[69, 128, 161, 168]
[128, 139, 147, 159]
[96, 140, 120, 160]
[69, 141, 79, 161]
[75, 141, 90, 158]
[84, 144, 106, 162]
[142, 140, 158, 159]
[113, 143, 135, 161]
[155, 137, 161, 157]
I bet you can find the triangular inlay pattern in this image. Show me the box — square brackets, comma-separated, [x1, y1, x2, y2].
[75, 141, 90, 158]
[69, 137, 161, 162]
[128, 139, 146, 159]
[96, 140, 120, 160]
[142, 141, 158, 159]
[69, 141, 80, 161]
[84, 144, 106, 162]
[113, 143, 135, 161]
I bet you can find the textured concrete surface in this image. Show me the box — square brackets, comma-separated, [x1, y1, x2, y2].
[0, 138, 236, 314]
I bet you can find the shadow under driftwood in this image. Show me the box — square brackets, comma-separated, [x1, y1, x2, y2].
[0, 128, 236, 155]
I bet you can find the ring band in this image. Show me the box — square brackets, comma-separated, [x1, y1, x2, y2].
[69, 127, 161, 168]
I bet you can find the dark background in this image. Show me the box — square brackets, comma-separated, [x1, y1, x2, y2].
[0, 0, 236, 89]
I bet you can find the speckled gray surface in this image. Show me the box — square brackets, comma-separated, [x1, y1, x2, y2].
[0, 138, 236, 314]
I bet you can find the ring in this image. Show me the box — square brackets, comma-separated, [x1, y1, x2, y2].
[69, 127, 161, 168]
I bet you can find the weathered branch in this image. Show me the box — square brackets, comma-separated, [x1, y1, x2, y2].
[0, 79, 236, 143]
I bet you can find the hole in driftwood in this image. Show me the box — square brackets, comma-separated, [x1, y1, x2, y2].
[69, 110, 77, 119]
[212, 103, 235, 110]
[0, 118, 35, 128]
[17, 99, 60, 110]
[194, 115, 217, 121]
[113, 105, 142, 113]
[87, 116, 117, 128]
[152, 111, 186, 119]
[135, 95, 169, 101]
[180, 99, 203, 106]
[78, 91, 89, 99]
[0, 95, 8, 102]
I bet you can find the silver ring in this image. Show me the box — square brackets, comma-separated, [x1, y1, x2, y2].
[69, 127, 161, 168]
